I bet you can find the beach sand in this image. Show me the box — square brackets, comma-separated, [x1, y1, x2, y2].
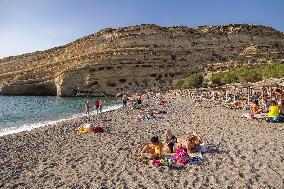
[0, 92, 283, 188]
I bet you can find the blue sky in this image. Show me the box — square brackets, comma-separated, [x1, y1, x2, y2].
[0, 0, 283, 58]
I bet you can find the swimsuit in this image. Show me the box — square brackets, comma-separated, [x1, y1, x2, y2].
[95, 101, 100, 109]
[167, 135, 177, 153]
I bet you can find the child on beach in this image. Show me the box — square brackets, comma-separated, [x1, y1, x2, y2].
[140, 136, 164, 159]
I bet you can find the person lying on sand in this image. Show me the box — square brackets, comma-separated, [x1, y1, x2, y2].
[140, 136, 163, 159]
[75, 123, 104, 133]
[134, 110, 154, 122]
[76, 123, 95, 131]
[163, 130, 202, 155]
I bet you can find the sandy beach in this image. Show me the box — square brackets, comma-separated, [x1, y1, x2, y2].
[0, 92, 283, 188]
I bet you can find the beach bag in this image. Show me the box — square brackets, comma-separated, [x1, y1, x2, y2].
[93, 126, 104, 133]
[172, 146, 190, 165]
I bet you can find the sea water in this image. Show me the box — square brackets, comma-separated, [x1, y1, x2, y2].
[0, 96, 122, 136]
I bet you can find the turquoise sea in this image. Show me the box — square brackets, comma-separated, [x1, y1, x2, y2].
[0, 96, 122, 136]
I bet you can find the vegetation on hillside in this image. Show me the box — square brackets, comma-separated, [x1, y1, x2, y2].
[211, 63, 284, 86]
[172, 63, 284, 89]
[172, 73, 203, 89]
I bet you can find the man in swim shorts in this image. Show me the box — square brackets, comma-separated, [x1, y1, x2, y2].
[122, 94, 128, 109]
[85, 99, 90, 116]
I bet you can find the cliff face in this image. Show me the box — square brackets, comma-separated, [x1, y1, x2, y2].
[0, 24, 283, 96]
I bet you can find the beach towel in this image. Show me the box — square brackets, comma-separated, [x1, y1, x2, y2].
[189, 152, 203, 164]
[266, 115, 284, 123]
[241, 113, 253, 119]
[172, 146, 190, 165]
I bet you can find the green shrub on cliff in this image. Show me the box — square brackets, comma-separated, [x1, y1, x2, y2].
[172, 73, 203, 89]
[234, 66, 261, 83]
[184, 73, 203, 88]
[172, 78, 185, 89]
[211, 73, 222, 86]
[222, 72, 238, 84]
[211, 63, 284, 86]
[261, 63, 284, 78]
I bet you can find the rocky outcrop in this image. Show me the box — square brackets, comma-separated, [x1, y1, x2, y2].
[0, 24, 284, 96]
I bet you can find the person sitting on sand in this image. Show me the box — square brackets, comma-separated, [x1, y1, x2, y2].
[140, 136, 163, 159]
[233, 100, 243, 109]
[261, 96, 269, 113]
[280, 100, 284, 116]
[156, 96, 167, 106]
[171, 92, 177, 100]
[163, 130, 202, 155]
[250, 100, 261, 115]
[275, 88, 284, 104]
[138, 108, 155, 121]
[267, 100, 280, 117]
[241, 100, 261, 118]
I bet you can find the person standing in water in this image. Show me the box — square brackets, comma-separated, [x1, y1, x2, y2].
[122, 94, 128, 109]
[85, 98, 90, 116]
[99, 99, 103, 113]
[95, 99, 100, 114]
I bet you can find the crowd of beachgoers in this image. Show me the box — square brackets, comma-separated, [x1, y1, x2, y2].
[0, 88, 283, 188]
[186, 86, 284, 123]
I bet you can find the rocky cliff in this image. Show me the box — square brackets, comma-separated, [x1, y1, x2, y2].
[0, 24, 283, 96]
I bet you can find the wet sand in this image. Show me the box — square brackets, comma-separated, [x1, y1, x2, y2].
[0, 92, 283, 188]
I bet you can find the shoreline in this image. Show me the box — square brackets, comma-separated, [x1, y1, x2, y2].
[0, 104, 122, 137]
[0, 91, 283, 188]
